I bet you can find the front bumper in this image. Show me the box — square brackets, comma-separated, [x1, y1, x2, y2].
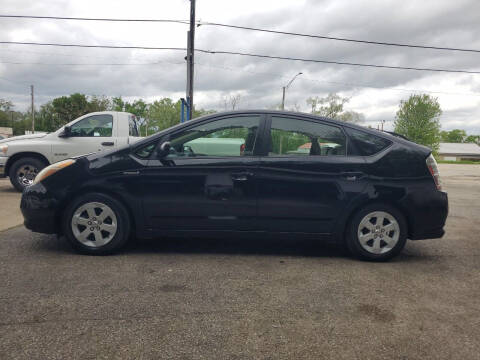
[20, 183, 60, 234]
[0, 156, 6, 177]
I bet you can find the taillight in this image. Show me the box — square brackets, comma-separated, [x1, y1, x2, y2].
[426, 154, 442, 191]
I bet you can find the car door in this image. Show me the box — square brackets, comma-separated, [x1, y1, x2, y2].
[139, 114, 265, 232]
[51, 114, 117, 162]
[256, 115, 367, 234]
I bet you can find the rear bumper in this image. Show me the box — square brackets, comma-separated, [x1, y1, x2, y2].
[403, 190, 448, 240]
[20, 183, 60, 234]
[0, 156, 6, 177]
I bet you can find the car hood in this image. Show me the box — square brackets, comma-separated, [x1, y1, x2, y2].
[0, 133, 48, 144]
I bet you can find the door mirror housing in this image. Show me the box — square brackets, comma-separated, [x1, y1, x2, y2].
[59, 125, 71, 138]
[157, 141, 171, 158]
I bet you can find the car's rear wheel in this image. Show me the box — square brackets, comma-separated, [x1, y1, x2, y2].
[9, 157, 47, 192]
[63, 193, 131, 255]
[346, 203, 407, 261]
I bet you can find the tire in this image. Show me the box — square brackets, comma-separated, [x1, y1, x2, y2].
[9, 157, 47, 192]
[346, 203, 407, 261]
[62, 192, 131, 255]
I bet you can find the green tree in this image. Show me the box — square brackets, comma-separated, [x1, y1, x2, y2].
[0, 99, 13, 128]
[394, 94, 442, 152]
[440, 129, 467, 143]
[88, 95, 112, 112]
[36, 94, 114, 132]
[465, 135, 480, 144]
[147, 98, 181, 134]
[306, 93, 364, 123]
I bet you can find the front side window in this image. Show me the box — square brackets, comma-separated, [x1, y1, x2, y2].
[165, 116, 261, 158]
[345, 128, 392, 156]
[269, 117, 346, 156]
[70, 114, 113, 137]
[134, 143, 156, 159]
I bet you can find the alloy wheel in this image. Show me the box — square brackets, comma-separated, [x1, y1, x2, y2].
[71, 202, 118, 247]
[357, 211, 400, 255]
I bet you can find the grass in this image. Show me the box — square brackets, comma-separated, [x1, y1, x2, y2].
[437, 160, 480, 165]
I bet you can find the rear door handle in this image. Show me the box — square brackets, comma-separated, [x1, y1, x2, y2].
[231, 171, 254, 181]
[102, 141, 114, 146]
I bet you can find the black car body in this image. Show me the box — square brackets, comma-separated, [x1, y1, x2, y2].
[21, 110, 448, 260]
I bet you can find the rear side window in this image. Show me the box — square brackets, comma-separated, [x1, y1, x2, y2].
[346, 128, 392, 156]
[269, 117, 346, 156]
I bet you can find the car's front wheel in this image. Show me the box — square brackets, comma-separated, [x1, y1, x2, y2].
[346, 204, 407, 261]
[62, 193, 131, 255]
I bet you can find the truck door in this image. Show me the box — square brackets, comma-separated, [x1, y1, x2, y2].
[51, 114, 117, 163]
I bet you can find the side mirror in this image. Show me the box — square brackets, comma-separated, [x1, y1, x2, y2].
[157, 141, 171, 158]
[59, 126, 71, 138]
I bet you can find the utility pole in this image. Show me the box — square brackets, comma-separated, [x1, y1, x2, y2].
[186, 0, 196, 120]
[30, 85, 35, 132]
[281, 72, 302, 110]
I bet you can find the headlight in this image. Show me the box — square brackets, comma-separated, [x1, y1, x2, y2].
[0, 144, 7, 155]
[33, 159, 76, 185]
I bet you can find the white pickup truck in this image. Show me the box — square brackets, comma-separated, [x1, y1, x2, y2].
[0, 111, 141, 191]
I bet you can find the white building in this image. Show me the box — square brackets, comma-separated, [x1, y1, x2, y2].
[438, 143, 480, 162]
[0, 127, 13, 139]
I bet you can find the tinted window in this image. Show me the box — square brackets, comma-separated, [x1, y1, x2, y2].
[166, 116, 260, 158]
[129, 115, 139, 137]
[70, 114, 113, 137]
[269, 117, 346, 156]
[346, 128, 392, 156]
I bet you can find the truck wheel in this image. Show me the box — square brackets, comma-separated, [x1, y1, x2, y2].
[346, 203, 407, 261]
[9, 157, 47, 192]
[62, 193, 131, 255]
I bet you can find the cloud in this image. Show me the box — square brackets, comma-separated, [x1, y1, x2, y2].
[1, 0, 480, 133]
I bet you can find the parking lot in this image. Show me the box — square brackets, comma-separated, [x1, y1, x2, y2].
[0, 164, 479, 359]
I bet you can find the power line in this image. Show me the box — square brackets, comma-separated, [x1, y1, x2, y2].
[194, 62, 480, 97]
[0, 41, 186, 51]
[198, 50, 480, 74]
[0, 14, 189, 24]
[198, 21, 480, 54]
[2, 57, 477, 97]
[1, 41, 480, 74]
[0, 60, 180, 66]
[1, 14, 479, 53]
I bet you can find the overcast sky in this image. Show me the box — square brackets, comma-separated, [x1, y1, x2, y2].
[1, 0, 480, 133]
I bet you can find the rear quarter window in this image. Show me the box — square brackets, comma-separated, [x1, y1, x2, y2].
[346, 128, 392, 156]
[129, 116, 139, 137]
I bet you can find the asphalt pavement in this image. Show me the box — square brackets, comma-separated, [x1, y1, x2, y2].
[0, 165, 479, 359]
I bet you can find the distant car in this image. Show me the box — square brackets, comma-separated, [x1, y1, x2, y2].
[20, 110, 448, 261]
[0, 111, 142, 191]
[0, 135, 4, 140]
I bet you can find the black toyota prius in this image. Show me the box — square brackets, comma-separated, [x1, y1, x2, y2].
[20, 110, 448, 261]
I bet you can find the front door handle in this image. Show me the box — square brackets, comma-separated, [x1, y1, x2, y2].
[341, 172, 364, 181]
[102, 141, 114, 146]
[231, 172, 254, 181]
